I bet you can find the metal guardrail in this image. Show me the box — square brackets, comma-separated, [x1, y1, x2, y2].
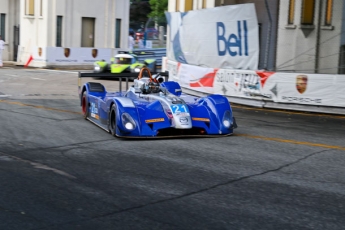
[133, 48, 166, 67]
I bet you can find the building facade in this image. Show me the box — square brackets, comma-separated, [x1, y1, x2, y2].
[0, 0, 130, 66]
[276, 0, 344, 74]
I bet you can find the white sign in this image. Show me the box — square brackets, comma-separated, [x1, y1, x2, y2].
[145, 41, 152, 49]
[44, 47, 112, 65]
[166, 4, 259, 70]
[168, 59, 345, 108]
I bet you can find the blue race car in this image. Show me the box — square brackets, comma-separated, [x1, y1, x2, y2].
[78, 68, 237, 138]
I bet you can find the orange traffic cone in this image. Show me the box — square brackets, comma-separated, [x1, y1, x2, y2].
[24, 55, 33, 68]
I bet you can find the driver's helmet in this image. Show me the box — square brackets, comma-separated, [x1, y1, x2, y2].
[148, 81, 160, 93]
[140, 81, 160, 94]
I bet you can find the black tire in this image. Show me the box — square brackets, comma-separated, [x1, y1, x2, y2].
[81, 91, 88, 119]
[109, 104, 117, 137]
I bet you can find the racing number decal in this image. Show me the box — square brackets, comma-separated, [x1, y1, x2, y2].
[170, 104, 188, 114]
[90, 102, 99, 119]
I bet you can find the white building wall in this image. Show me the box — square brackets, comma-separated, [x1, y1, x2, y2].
[0, 0, 11, 61]
[276, 0, 343, 74]
[11, 0, 129, 66]
[318, 0, 344, 74]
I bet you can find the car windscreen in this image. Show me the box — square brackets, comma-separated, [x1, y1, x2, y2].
[116, 57, 133, 64]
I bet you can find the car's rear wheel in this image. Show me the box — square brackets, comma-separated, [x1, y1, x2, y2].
[109, 104, 117, 137]
[81, 91, 88, 119]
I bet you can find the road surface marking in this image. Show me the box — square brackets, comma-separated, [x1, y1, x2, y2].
[236, 133, 345, 151]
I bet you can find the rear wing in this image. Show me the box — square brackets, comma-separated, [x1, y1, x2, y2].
[78, 71, 169, 96]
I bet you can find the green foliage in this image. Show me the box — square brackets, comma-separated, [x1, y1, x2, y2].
[148, 0, 168, 19]
[130, 0, 152, 29]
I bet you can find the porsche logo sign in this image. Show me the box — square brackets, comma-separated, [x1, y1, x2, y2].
[296, 75, 308, 94]
[92, 49, 98, 58]
[64, 48, 70, 58]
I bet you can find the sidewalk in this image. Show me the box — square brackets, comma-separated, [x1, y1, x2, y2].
[2, 61, 17, 67]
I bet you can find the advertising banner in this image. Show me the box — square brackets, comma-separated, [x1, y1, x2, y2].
[168, 59, 345, 108]
[165, 4, 259, 70]
[43, 47, 112, 65]
[262, 73, 345, 107]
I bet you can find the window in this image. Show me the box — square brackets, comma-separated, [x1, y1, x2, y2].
[40, 0, 43, 16]
[288, 0, 295, 24]
[56, 16, 62, 47]
[202, 0, 206, 8]
[81, 17, 95, 47]
[176, 0, 180, 11]
[0, 14, 5, 41]
[215, 0, 222, 7]
[185, 0, 193, 11]
[339, 45, 345, 74]
[325, 0, 333, 26]
[115, 19, 121, 48]
[25, 0, 35, 16]
[301, 0, 315, 25]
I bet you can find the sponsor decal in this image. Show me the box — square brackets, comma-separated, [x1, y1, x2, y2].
[179, 117, 188, 123]
[92, 49, 98, 58]
[91, 113, 99, 120]
[296, 75, 308, 94]
[190, 69, 218, 88]
[90, 102, 98, 114]
[38, 47, 42, 57]
[192, 117, 210, 122]
[217, 21, 248, 57]
[255, 71, 275, 88]
[64, 48, 71, 58]
[281, 96, 322, 104]
[56, 59, 77, 62]
[145, 118, 165, 123]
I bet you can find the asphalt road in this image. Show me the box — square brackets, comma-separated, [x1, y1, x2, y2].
[0, 67, 345, 230]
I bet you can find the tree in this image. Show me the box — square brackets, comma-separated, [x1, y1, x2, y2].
[148, 0, 168, 26]
[130, 0, 152, 29]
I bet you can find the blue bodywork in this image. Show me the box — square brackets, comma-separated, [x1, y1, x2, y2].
[80, 81, 237, 138]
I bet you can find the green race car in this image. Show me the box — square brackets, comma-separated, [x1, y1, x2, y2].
[94, 51, 157, 74]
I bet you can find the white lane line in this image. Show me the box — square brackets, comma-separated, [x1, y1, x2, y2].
[31, 77, 46, 81]
[0, 95, 12, 97]
[3, 74, 19, 77]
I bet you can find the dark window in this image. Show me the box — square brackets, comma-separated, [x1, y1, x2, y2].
[115, 19, 121, 48]
[81, 17, 95, 47]
[288, 0, 295, 24]
[0, 14, 5, 41]
[215, 0, 222, 7]
[40, 0, 43, 16]
[25, 0, 35, 16]
[185, 0, 193, 11]
[339, 45, 345, 74]
[325, 0, 333, 26]
[56, 16, 62, 47]
[301, 0, 315, 25]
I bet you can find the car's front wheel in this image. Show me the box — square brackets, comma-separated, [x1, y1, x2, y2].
[109, 104, 117, 137]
